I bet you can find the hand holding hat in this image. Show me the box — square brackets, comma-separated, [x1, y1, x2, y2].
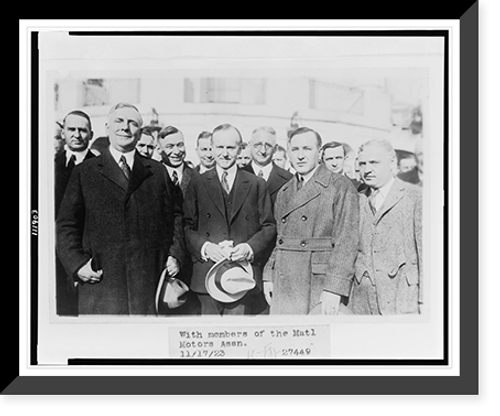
[205, 258, 255, 303]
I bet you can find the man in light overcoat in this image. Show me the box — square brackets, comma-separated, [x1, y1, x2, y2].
[263, 127, 360, 315]
[349, 139, 423, 315]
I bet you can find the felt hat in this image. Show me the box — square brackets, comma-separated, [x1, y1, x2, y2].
[155, 268, 189, 313]
[205, 258, 255, 303]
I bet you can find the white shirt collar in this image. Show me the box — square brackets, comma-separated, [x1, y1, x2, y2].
[64, 146, 89, 166]
[376, 176, 396, 201]
[298, 165, 319, 184]
[198, 164, 213, 174]
[164, 163, 184, 182]
[251, 161, 273, 181]
[216, 163, 238, 191]
[109, 146, 136, 170]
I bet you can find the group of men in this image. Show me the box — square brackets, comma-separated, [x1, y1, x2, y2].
[55, 102, 423, 317]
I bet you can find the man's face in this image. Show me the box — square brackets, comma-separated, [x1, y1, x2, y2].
[157, 132, 186, 167]
[196, 137, 215, 169]
[212, 128, 240, 170]
[106, 107, 142, 153]
[322, 146, 345, 174]
[398, 156, 417, 173]
[358, 145, 396, 189]
[250, 130, 277, 167]
[136, 133, 156, 158]
[236, 146, 252, 168]
[288, 131, 320, 176]
[61, 114, 93, 152]
[273, 150, 287, 169]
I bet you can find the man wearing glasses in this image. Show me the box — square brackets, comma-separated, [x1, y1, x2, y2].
[241, 126, 293, 205]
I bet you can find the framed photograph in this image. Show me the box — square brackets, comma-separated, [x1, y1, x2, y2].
[11, 11, 477, 395]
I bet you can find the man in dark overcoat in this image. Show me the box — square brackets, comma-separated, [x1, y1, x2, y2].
[56, 102, 185, 315]
[263, 127, 360, 315]
[183, 123, 277, 315]
[54, 110, 96, 315]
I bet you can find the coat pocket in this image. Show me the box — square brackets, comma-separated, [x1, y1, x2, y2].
[311, 263, 328, 275]
[388, 254, 406, 278]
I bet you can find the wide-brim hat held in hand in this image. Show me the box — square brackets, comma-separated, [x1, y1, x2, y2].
[155, 268, 190, 313]
[205, 258, 255, 303]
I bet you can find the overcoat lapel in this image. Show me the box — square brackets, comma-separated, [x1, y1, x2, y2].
[281, 166, 329, 218]
[204, 169, 226, 218]
[373, 178, 406, 224]
[267, 165, 283, 196]
[97, 148, 129, 192]
[229, 170, 251, 224]
[126, 153, 153, 200]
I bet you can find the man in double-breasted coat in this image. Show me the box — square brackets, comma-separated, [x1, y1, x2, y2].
[56, 103, 185, 315]
[349, 139, 423, 315]
[263, 127, 360, 315]
[183, 124, 277, 315]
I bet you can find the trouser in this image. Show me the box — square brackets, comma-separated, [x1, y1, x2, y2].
[196, 291, 268, 316]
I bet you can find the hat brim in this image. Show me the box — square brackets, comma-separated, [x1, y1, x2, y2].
[205, 258, 254, 303]
[155, 269, 189, 312]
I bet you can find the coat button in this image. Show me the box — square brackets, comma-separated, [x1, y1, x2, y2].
[281, 218, 287, 223]
[206, 213, 211, 218]
[206, 232, 210, 237]
[300, 241, 306, 247]
[301, 215, 307, 221]
[246, 215, 250, 220]
[278, 238, 283, 245]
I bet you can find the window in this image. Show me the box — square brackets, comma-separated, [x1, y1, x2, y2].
[185, 78, 266, 105]
[309, 79, 364, 115]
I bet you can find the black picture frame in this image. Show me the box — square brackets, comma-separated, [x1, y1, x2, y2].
[6, 8, 479, 395]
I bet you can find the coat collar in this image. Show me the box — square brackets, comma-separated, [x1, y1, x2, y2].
[97, 148, 153, 196]
[280, 164, 332, 217]
[370, 177, 407, 224]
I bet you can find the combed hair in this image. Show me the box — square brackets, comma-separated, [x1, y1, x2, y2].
[358, 138, 397, 159]
[212, 123, 243, 145]
[288, 126, 322, 149]
[251, 126, 276, 137]
[63, 110, 93, 131]
[158, 125, 182, 139]
[276, 145, 287, 153]
[196, 130, 212, 147]
[321, 141, 345, 157]
[107, 102, 143, 127]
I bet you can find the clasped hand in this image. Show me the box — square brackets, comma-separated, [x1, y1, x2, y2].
[205, 241, 253, 263]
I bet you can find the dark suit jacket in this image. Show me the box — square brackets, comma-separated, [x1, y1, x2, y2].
[56, 149, 185, 315]
[54, 150, 95, 218]
[183, 168, 277, 294]
[242, 162, 293, 206]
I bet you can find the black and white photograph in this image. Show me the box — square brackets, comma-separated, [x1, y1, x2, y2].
[20, 19, 460, 374]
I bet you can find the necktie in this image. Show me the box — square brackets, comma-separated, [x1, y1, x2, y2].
[171, 170, 179, 186]
[119, 155, 131, 180]
[369, 189, 379, 214]
[296, 173, 304, 190]
[67, 154, 76, 170]
[221, 170, 230, 194]
[258, 169, 264, 179]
